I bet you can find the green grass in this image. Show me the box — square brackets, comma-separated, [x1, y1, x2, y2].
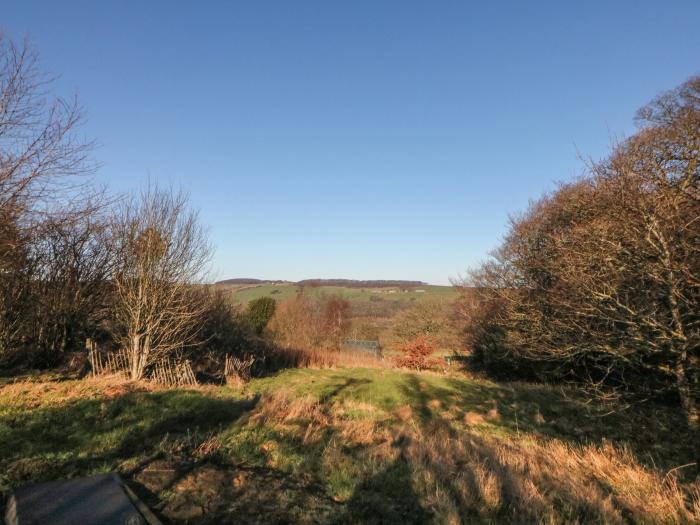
[218, 282, 457, 307]
[0, 383, 250, 487]
[1, 368, 696, 524]
[239, 368, 691, 453]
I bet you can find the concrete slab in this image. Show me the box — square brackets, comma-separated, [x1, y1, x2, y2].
[5, 473, 159, 525]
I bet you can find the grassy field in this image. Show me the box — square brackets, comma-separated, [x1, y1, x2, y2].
[218, 282, 457, 307]
[2, 367, 699, 524]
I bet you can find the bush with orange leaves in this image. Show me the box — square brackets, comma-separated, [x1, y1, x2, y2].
[393, 336, 442, 371]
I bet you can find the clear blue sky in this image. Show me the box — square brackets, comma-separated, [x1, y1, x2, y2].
[4, 1, 699, 284]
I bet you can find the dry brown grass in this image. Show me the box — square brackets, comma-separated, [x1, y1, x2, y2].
[407, 421, 700, 524]
[0, 373, 228, 412]
[271, 345, 386, 369]
[241, 389, 700, 524]
[4, 369, 695, 525]
[247, 389, 393, 450]
[0, 374, 161, 409]
[249, 390, 331, 445]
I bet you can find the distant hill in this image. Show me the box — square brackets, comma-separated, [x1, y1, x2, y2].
[295, 279, 425, 288]
[216, 279, 456, 308]
[216, 278, 426, 288]
[216, 278, 287, 285]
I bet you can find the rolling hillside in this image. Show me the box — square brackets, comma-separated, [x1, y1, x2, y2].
[215, 280, 457, 308]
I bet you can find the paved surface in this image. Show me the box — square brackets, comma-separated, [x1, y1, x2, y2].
[5, 473, 146, 525]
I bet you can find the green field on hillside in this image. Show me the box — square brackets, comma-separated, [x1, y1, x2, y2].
[218, 282, 457, 307]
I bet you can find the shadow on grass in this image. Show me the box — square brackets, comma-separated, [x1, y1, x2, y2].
[224, 370, 697, 523]
[395, 373, 693, 470]
[3, 370, 696, 524]
[335, 452, 431, 524]
[0, 389, 257, 490]
[391, 374, 699, 523]
[319, 377, 372, 404]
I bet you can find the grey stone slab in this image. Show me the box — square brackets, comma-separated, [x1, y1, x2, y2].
[5, 473, 148, 525]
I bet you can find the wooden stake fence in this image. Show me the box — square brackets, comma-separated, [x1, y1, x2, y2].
[86, 338, 197, 386]
[87, 339, 129, 378]
[151, 358, 197, 387]
[224, 354, 255, 381]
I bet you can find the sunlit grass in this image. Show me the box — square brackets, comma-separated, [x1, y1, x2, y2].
[1, 368, 698, 523]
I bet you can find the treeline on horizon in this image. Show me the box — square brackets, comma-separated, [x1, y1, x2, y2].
[217, 278, 427, 288]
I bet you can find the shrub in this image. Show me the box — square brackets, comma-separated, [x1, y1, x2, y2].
[245, 297, 277, 335]
[267, 293, 352, 350]
[268, 346, 385, 369]
[459, 75, 700, 473]
[195, 288, 248, 357]
[319, 295, 351, 350]
[267, 294, 317, 349]
[393, 336, 441, 371]
[385, 297, 461, 356]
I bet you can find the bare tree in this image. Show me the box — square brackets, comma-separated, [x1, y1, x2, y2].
[267, 293, 318, 350]
[0, 35, 95, 364]
[388, 297, 461, 354]
[320, 295, 351, 350]
[30, 203, 113, 360]
[460, 75, 699, 473]
[110, 185, 212, 380]
[267, 293, 352, 350]
[0, 208, 31, 361]
[0, 35, 93, 220]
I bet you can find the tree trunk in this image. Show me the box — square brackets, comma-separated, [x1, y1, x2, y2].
[130, 333, 143, 380]
[142, 333, 151, 379]
[676, 355, 700, 478]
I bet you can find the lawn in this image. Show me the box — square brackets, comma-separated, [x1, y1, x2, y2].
[1, 368, 698, 524]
